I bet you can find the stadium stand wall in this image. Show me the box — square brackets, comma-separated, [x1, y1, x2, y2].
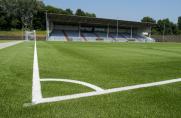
[46, 13, 155, 42]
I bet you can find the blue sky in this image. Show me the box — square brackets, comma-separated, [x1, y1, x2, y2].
[43, 0, 181, 23]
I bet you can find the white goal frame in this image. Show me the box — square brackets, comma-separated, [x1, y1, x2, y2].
[25, 30, 36, 41]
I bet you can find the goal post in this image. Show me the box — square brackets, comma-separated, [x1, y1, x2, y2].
[25, 30, 36, 41]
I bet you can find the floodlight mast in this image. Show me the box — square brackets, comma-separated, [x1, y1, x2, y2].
[116, 18, 119, 41]
[46, 11, 49, 41]
[149, 26, 152, 38]
[107, 24, 109, 40]
[130, 26, 133, 39]
[162, 23, 165, 41]
[79, 23, 81, 40]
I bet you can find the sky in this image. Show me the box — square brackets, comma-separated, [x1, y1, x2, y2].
[43, 0, 181, 23]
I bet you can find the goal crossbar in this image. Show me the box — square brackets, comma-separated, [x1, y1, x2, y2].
[25, 30, 36, 41]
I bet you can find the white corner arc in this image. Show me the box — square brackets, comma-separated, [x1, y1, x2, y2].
[38, 78, 181, 104]
[40, 78, 104, 92]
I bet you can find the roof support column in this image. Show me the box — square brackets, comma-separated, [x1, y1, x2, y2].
[149, 26, 152, 38]
[130, 26, 133, 39]
[79, 23, 81, 40]
[116, 19, 119, 40]
[162, 24, 165, 41]
[107, 24, 109, 40]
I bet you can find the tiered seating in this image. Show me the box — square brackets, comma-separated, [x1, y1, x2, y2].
[110, 33, 123, 38]
[122, 32, 131, 38]
[110, 33, 128, 42]
[65, 31, 82, 41]
[117, 35, 128, 42]
[82, 32, 97, 41]
[95, 32, 113, 41]
[132, 33, 147, 42]
[49, 30, 66, 41]
[48, 30, 154, 42]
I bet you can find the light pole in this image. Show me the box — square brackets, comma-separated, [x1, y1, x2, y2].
[45, 10, 49, 41]
[79, 23, 81, 40]
[162, 23, 165, 41]
[116, 18, 119, 41]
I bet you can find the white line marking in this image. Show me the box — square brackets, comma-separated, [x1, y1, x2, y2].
[40, 78, 104, 92]
[0, 41, 23, 49]
[38, 78, 181, 104]
[32, 40, 42, 104]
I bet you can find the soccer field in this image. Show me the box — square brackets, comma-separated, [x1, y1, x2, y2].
[0, 41, 181, 118]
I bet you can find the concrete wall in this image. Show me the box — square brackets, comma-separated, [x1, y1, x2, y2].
[0, 36, 46, 40]
[152, 35, 181, 42]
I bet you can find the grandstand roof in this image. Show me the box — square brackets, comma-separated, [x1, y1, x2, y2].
[47, 13, 156, 28]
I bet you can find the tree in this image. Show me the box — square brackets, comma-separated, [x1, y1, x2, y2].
[141, 16, 156, 23]
[157, 18, 178, 35]
[33, 10, 46, 30]
[0, 0, 97, 30]
[85, 12, 96, 18]
[178, 16, 181, 31]
[1, 0, 38, 30]
[0, 15, 8, 30]
[141, 17, 157, 35]
[45, 5, 64, 14]
[65, 8, 73, 15]
[75, 9, 96, 17]
[11, 18, 22, 29]
[0, 6, 8, 30]
[32, 1, 46, 30]
[45, 5, 74, 15]
[75, 9, 86, 16]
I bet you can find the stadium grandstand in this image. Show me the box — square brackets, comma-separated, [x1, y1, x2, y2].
[46, 13, 155, 42]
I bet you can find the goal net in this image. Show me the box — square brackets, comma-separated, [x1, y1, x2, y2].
[25, 30, 36, 41]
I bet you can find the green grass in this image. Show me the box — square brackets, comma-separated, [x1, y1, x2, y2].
[41, 82, 92, 97]
[0, 41, 181, 118]
[38, 42, 181, 89]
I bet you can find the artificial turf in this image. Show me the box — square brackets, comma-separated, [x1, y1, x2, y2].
[38, 42, 181, 89]
[0, 41, 181, 118]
